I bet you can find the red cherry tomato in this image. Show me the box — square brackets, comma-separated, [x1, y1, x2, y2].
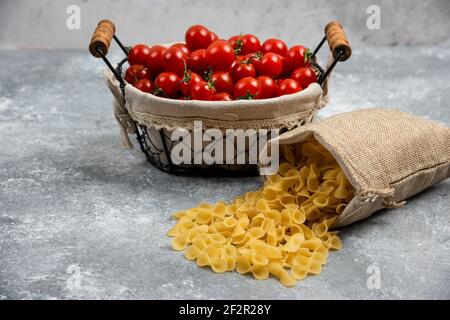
[209, 32, 219, 43]
[190, 81, 216, 100]
[124, 65, 151, 85]
[171, 43, 191, 57]
[134, 79, 155, 93]
[256, 76, 277, 99]
[229, 34, 261, 55]
[228, 35, 241, 45]
[188, 49, 208, 75]
[290, 67, 317, 89]
[230, 55, 246, 71]
[155, 72, 180, 98]
[212, 92, 233, 101]
[179, 71, 203, 97]
[162, 46, 188, 75]
[232, 62, 256, 81]
[146, 45, 166, 76]
[284, 45, 311, 74]
[259, 53, 283, 78]
[277, 79, 302, 96]
[205, 40, 235, 71]
[234, 77, 260, 99]
[240, 34, 261, 55]
[211, 71, 234, 95]
[128, 44, 151, 66]
[185, 25, 213, 51]
[245, 52, 263, 74]
[261, 38, 288, 57]
[228, 35, 242, 52]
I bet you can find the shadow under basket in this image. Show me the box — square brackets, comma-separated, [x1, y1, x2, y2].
[90, 19, 352, 176]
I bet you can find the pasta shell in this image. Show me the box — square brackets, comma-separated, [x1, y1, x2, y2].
[171, 234, 188, 251]
[210, 258, 227, 273]
[251, 265, 269, 280]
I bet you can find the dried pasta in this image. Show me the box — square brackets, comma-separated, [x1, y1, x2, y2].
[168, 139, 354, 287]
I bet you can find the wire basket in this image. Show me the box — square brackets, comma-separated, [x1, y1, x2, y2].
[89, 20, 351, 176]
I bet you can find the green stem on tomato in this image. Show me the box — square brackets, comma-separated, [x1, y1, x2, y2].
[304, 48, 313, 64]
[233, 34, 244, 55]
[153, 87, 164, 97]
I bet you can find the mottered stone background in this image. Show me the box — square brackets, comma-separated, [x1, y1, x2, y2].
[0, 0, 449, 299]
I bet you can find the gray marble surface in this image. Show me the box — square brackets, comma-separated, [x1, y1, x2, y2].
[0, 43, 449, 299]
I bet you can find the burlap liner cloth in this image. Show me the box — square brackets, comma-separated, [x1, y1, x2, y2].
[104, 56, 331, 149]
[261, 108, 450, 228]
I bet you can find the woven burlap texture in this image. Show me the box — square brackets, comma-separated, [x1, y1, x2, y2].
[266, 108, 450, 228]
[104, 59, 330, 149]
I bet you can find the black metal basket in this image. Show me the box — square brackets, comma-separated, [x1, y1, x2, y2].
[89, 20, 351, 176]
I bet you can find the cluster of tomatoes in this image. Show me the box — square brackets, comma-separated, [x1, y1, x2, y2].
[124, 25, 318, 101]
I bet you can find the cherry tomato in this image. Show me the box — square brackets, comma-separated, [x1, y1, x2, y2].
[162, 46, 188, 75]
[190, 81, 215, 100]
[155, 72, 180, 98]
[259, 53, 283, 78]
[185, 25, 213, 51]
[134, 79, 155, 93]
[212, 92, 233, 101]
[240, 34, 261, 55]
[128, 44, 151, 66]
[229, 34, 261, 55]
[234, 77, 260, 99]
[210, 71, 234, 95]
[124, 65, 151, 85]
[228, 35, 240, 44]
[256, 76, 277, 99]
[205, 40, 235, 71]
[146, 45, 166, 76]
[209, 32, 219, 43]
[277, 79, 302, 96]
[179, 71, 203, 97]
[290, 67, 317, 89]
[232, 62, 256, 81]
[228, 35, 242, 51]
[171, 43, 191, 57]
[284, 45, 311, 74]
[241, 34, 261, 55]
[230, 55, 245, 71]
[245, 52, 263, 74]
[188, 49, 208, 75]
[262, 38, 288, 57]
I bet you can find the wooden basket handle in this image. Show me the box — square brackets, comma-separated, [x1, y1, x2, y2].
[325, 21, 351, 61]
[89, 19, 116, 58]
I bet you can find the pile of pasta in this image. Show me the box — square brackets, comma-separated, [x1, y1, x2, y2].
[168, 139, 354, 287]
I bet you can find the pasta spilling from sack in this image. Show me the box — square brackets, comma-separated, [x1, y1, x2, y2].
[168, 139, 354, 286]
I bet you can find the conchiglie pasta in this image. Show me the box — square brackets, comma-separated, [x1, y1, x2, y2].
[167, 138, 354, 287]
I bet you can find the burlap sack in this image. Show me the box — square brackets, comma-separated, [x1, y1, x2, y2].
[263, 109, 450, 228]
